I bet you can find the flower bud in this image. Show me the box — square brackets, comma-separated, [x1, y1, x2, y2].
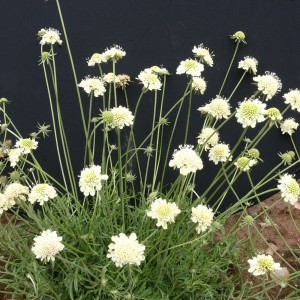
[10, 171, 20, 181]
[230, 31, 246, 43]
[248, 148, 260, 159]
[244, 215, 254, 225]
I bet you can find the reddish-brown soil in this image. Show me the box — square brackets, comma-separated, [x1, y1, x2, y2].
[221, 191, 300, 299]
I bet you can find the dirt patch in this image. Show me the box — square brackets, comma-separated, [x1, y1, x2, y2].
[222, 191, 300, 299]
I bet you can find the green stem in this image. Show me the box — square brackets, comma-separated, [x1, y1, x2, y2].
[218, 41, 240, 95]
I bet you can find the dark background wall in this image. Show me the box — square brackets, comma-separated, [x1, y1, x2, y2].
[1, 0, 300, 204]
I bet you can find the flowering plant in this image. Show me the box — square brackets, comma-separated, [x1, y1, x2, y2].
[0, 3, 300, 299]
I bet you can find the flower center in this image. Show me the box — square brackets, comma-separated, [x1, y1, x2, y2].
[35, 184, 47, 194]
[257, 257, 274, 272]
[287, 180, 299, 195]
[84, 172, 97, 185]
[156, 204, 172, 218]
[241, 102, 259, 119]
[21, 139, 34, 148]
[184, 60, 197, 70]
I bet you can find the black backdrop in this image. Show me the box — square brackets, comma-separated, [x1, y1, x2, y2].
[1, 0, 300, 206]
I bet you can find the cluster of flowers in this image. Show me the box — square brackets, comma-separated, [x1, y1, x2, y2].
[0, 182, 56, 214]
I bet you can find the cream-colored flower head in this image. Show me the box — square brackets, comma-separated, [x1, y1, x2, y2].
[15, 138, 38, 154]
[4, 183, 29, 206]
[103, 73, 121, 84]
[102, 45, 126, 62]
[107, 232, 145, 268]
[137, 68, 162, 91]
[192, 77, 207, 94]
[248, 254, 281, 276]
[28, 183, 57, 205]
[0, 194, 8, 214]
[87, 53, 106, 66]
[39, 28, 63, 46]
[198, 96, 231, 120]
[147, 198, 181, 229]
[208, 143, 231, 165]
[253, 71, 282, 101]
[234, 157, 257, 172]
[192, 44, 214, 67]
[191, 204, 214, 234]
[150, 66, 170, 76]
[176, 59, 204, 77]
[32, 229, 64, 263]
[169, 145, 203, 176]
[236, 98, 266, 128]
[266, 107, 283, 121]
[8, 148, 24, 168]
[238, 56, 258, 74]
[79, 165, 108, 196]
[197, 127, 219, 150]
[109, 106, 134, 129]
[278, 173, 300, 205]
[283, 89, 300, 113]
[280, 118, 299, 135]
[78, 76, 106, 97]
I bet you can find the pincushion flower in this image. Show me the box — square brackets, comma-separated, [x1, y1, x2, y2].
[234, 157, 256, 172]
[197, 127, 219, 150]
[150, 66, 170, 76]
[169, 145, 203, 176]
[137, 68, 162, 91]
[253, 71, 282, 101]
[110, 106, 134, 129]
[15, 138, 38, 154]
[248, 254, 281, 276]
[78, 76, 106, 97]
[278, 173, 300, 205]
[176, 59, 204, 77]
[102, 45, 126, 62]
[4, 183, 29, 205]
[31, 230, 64, 263]
[236, 98, 266, 128]
[266, 107, 283, 121]
[8, 148, 24, 168]
[107, 232, 145, 267]
[191, 204, 214, 234]
[28, 183, 57, 205]
[192, 77, 207, 94]
[198, 96, 231, 120]
[87, 53, 106, 66]
[283, 89, 300, 112]
[103, 73, 121, 84]
[39, 28, 63, 46]
[192, 44, 214, 66]
[238, 56, 258, 74]
[0, 194, 9, 214]
[147, 198, 181, 229]
[79, 165, 108, 196]
[280, 118, 299, 135]
[208, 143, 231, 165]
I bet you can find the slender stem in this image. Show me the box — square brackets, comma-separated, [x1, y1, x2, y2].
[218, 40, 240, 95]
[117, 129, 125, 231]
[143, 91, 157, 196]
[184, 84, 193, 144]
[55, 0, 87, 137]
